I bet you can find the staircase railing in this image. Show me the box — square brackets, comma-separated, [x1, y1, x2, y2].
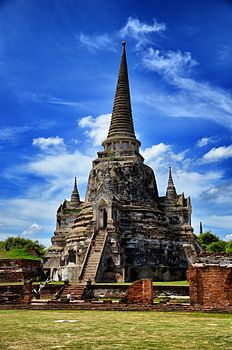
[79, 230, 96, 281]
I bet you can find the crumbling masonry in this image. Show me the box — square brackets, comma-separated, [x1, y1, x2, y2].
[43, 42, 198, 282]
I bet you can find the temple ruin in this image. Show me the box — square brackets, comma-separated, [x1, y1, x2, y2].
[43, 42, 198, 282]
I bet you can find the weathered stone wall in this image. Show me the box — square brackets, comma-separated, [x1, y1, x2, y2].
[188, 265, 232, 308]
[0, 271, 23, 282]
[0, 259, 42, 282]
[126, 279, 153, 304]
[122, 234, 190, 281]
[0, 283, 189, 300]
[86, 158, 159, 205]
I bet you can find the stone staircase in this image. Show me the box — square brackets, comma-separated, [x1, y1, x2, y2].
[80, 229, 108, 283]
[59, 284, 85, 301]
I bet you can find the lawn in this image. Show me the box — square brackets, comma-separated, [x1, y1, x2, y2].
[0, 248, 41, 260]
[0, 310, 231, 349]
[0, 280, 189, 286]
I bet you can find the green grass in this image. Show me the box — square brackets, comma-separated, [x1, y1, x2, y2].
[0, 310, 231, 349]
[154, 280, 189, 286]
[95, 280, 189, 286]
[0, 280, 189, 288]
[0, 281, 189, 287]
[0, 248, 41, 260]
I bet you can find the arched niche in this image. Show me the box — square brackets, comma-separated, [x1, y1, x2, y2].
[97, 198, 108, 230]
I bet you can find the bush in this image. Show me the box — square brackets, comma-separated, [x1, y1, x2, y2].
[198, 231, 219, 247]
[206, 240, 227, 253]
[226, 240, 232, 253]
[0, 236, 45, 258]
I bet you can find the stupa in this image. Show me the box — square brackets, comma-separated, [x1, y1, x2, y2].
[44, 42, 197, 282]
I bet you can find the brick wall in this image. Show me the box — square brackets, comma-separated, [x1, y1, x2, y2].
[0, 271, 24, 282]
[126, 279, 153, 304]
[0, 283, 189, 300]
[188, 265, 232, 308]
[0, 259, 42, 282]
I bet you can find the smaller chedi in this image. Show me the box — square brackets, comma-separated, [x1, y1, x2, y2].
[43, 42, 198, 282]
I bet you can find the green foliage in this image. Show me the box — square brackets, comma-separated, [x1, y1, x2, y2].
[107, 147, 115, 160]
[206, 240, 227, 253]
[198, 231, 219, 248]
[0, 236, 45, 259]
[63, 208, 81, 215]
[226, 240, 232, 253]
[197, 231, 230, 253]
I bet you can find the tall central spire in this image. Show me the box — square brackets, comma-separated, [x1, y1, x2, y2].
[102, 42, 140, 155]
[107, 41, 135, 139]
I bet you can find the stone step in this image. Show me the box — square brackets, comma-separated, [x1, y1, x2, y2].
[80, 230, 108, 282]
[59, 284, 85, 300]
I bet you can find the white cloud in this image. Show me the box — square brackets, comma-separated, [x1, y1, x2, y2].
[21, 223, 42, 235]
[202, 145, 232, 163]
[173, 77, 232, 118]
[78, 17, 166, 52]
[136, 86, 232, 128]
[203, 215, 232, 231]
[78, 114, 111, 146]
[141, 143, 187, 174]
[142, 48, 197, 76]
[173, 170, 222, 199]
[0, 194, 62, 241]
[21, 92, 84, 108]
[0, 233, 13, 241]
[134, 22, 232, 129]
[46, 96, 83, 107]
[225, 233, 232, 242]
[119, 17, 166, 47]
[77, 17, 232, 129]
[142, 143, 170, 162]
[200, 182, 232, 205]
[197, 137, 216, 147]
[218, 45, 231, 62]
[79, 33, 113, 51]
[0, 126, 31, 142]
[139, 63, 232, 127]
[25, 150, 92, 185]
[0, 138, 94, 243]
[141, 143, 223, 199]
[32, 136, 66, 152]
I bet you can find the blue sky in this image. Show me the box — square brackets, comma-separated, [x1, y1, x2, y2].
[0, 0, 232, 246]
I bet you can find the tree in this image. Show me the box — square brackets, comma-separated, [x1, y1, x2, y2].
[197, 231, 219, 250]
[226, 240, 232, 253]
[206, 240, 227, 253]
[0, 236, 45, 258]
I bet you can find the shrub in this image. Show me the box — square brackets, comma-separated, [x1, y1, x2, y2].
[226, 240, 232, 253]
[0, 236, 45, 258]
[198, 231, 219, 247]
[206, 240, 227, 253]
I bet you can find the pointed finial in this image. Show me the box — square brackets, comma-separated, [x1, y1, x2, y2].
[168, 167, 174, 184]
[200, 221, 203, 234]
[70, 177, 80, 207]
[73, 177, 78, 193]
[166, 166, 177, 199]
[122, 41, 126, 47]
